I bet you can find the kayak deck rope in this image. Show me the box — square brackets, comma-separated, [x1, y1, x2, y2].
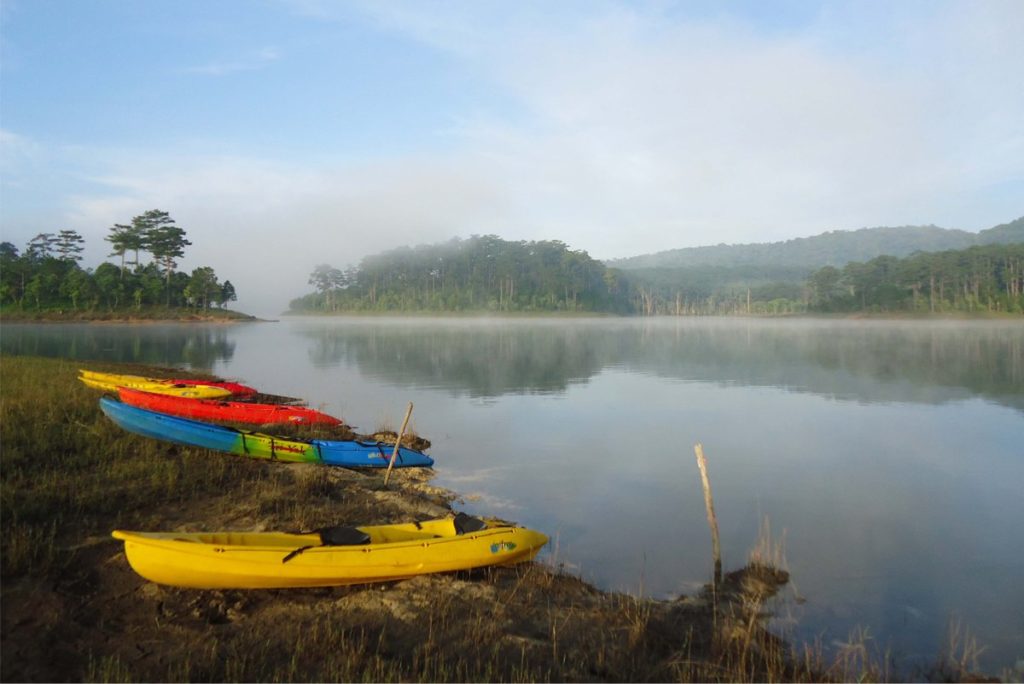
[374, 442, 405, 464]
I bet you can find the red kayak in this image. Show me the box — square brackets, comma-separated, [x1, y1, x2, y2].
[117, 387, 343, 426]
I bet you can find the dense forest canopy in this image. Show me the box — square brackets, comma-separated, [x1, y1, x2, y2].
[291, 235, 632, 314]
[290, 219, 1024, 316]
[806, 243, 1024, 314]
[1, 210, 238, 314]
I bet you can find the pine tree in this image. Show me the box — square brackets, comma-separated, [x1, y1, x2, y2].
[138, 210, 190, 305]
[54, 229, 85, 262]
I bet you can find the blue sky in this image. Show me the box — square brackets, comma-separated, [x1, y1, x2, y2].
[2, 0, 1022, 314]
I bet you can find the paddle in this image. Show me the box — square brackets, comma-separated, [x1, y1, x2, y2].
[383, 402, 414, 486]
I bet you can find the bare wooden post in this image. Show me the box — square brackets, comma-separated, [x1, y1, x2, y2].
[694, 442, 722, 585]
[383, 402, 414, 487]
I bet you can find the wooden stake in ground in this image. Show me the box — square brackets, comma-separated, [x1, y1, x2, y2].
[383, 402, 414, 486]
[694, 442, 722, 585]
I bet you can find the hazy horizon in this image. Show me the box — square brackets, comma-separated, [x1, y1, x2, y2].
[2, 1, 1022, 316]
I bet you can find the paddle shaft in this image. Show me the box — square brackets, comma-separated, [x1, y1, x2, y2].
[383, 402, 414, 486]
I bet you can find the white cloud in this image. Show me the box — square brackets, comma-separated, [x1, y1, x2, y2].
[4, 2, 1022, 315]
[335, 1, 1022, 250]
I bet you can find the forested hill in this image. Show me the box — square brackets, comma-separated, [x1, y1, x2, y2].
[289, 219, 1024, 316]
[607, 217, 1024, 270]
[290, 236, 632, 314]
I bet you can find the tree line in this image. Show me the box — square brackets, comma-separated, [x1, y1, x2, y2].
[806, 243, 1024, 314]
[622, 243, 1024, 315]
[292, 235, 633, 314]
[1, 210, 237, 313]
[289, 234, 805, 315]
[291, 235, 1024, 317]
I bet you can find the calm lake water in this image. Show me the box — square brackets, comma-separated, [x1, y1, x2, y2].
[3, 317, 1022, 676]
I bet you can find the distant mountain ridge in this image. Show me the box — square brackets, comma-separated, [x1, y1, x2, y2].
[606, 217, 1024, 271]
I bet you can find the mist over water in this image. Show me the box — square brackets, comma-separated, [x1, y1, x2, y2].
[5, 317, 1022, 676]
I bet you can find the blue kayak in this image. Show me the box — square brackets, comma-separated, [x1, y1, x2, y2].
[99, 397, 434, 468]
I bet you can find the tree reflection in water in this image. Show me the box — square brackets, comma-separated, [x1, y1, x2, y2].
[295, 319, 1024, 413]
[1, 323, 237, 371]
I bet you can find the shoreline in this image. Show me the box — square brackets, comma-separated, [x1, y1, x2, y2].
[0, 309, 270, 324]
[4, 307, 1020, 324]
[0, 356, 815, 682]
[283, 309, 1023, 321]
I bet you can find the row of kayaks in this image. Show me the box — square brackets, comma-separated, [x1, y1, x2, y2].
[81, 369, 547, 589]
[81, 370, 337, 425]
[99, 397, 434, 468]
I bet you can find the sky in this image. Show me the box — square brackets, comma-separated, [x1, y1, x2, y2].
[1, 0, 1022, 316]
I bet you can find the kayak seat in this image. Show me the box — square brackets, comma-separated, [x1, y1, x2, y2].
[317, 525, 371, 546]
[281, 526, 370, 564]
[454, 512, 488, 535]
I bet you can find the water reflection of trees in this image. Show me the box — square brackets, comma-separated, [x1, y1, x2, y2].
[621, 320, 1024, 412]
[0, 324, 236, 370]
[298, 320, 1024, 411]
[303, 323, 601, 396]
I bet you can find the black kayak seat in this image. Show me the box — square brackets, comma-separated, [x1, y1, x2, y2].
[317, 525, 371, 546]
[281, 525, 370, 563]
[453, 512, 488, 535]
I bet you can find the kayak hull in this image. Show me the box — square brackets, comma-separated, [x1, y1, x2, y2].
[112, 518, 548, 589]
[117, 387, 342, 426]
[99, 397, 432, 468]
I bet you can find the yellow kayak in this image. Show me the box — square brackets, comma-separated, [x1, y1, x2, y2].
[112, 515, 548, 589]
[79, 370, 233, 399]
